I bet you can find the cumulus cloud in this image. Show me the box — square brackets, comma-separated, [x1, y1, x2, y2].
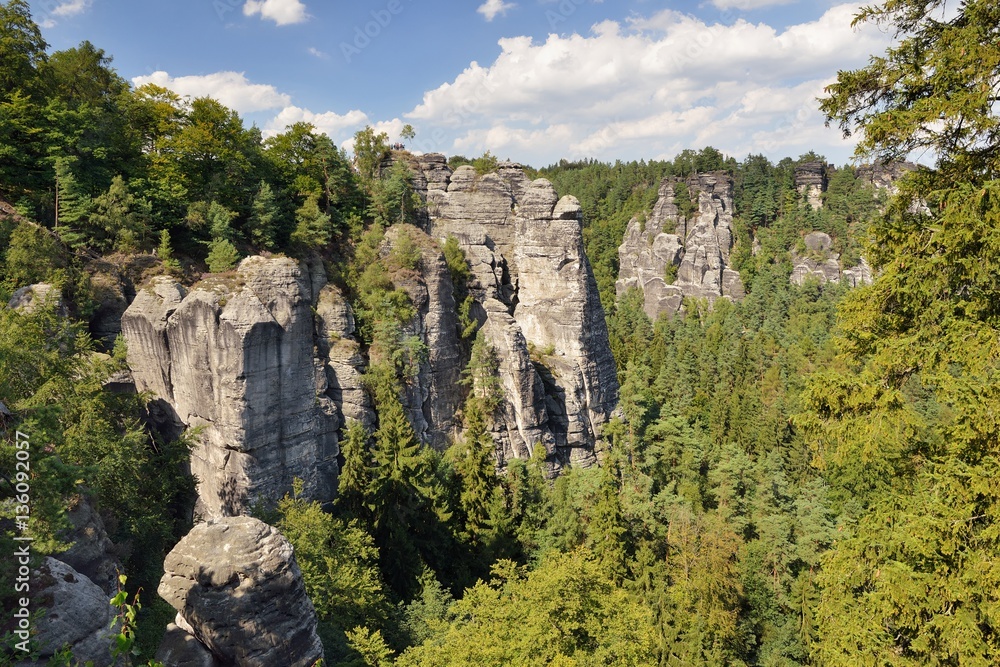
[243, 0, 309, 26]
[131, 71, 291, 114]
[404, 3, 889, 165]
[264, 106, 370, 140]
[39, 0, 92, 28]
[477, 0, 516, 22]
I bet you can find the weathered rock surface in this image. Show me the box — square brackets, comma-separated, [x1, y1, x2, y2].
[315, 283, 372, 429]
[616, 172, 744, 320]
[855, 161, 916, 193]
[380, 225, 465, 448]
[56, 494, 121, 594]
[795, 161, 828, 209]
[122, 257, 340, 518]
[7, 283, 65, 315]
[404, 154, 618, 467]
[158, 517, 324, 667]
[789, 231, 872, 287]
[513, 188, 618, 466]
[156, 619, 221, 667]
[16, 558, 119, 667]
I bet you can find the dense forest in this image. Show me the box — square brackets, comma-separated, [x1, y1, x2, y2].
[2, 0, 1000, 665]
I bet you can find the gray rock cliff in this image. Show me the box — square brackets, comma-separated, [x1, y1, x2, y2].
[404, 154, 619, 468]
[794, 161, 828, 209]
[122, 257, 341, 518]
[789, 231, 873, 287]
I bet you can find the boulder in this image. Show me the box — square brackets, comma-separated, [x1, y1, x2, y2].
[16, 558, 119, 667]
[158, 517, 324, 667]
[7, 283, 65, 316]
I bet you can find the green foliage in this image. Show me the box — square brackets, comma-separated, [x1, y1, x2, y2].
[471, 150, 499, 176]
[89, 175, 152, 253]
[353, 126, 390, 182]
[276, 482, 391, 652]
[820, 0, 1000, 184]
[2, 220, 66, 287]
[205, 237, 240, 273]
[292, 193, 333, 249]
[397, 550, 657, 667]
[247, 180, 279, 249]
[156, 229, 181, 273]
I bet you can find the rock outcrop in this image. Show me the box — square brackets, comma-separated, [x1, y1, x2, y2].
[795, 161, 828, 209]
[56, 494, 121, 594]
[122, 257, 342, 518]
[616, 172, 744, 321]
[158, 517, 324, 667]
[405, 154, 618, 468]
[7, 283, 65, 315]
[789, 231, 872, 287]
[17, 558, 120, 667]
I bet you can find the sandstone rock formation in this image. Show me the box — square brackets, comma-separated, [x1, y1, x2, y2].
[789, 231, 872, 287]
[56, 494, 121, 594]
[616, 172, 744, 321]
[379, 225, 465, 448]
[794, 161, 828, 209]
[7, 283, 65, 315]
[122, 257, 342, 518]
[16, 558, 120, 667]
[156, 620, 221, 667]
[158, 516, 324, 667]
[403, 154, 618, 468]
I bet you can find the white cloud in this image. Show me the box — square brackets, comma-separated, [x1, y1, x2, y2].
[308, 47, 328, 59]
[264, 106, 370, 140]
[243, 0, 309, 26]
[39, 0, 92, 27]
[477, 0, 516, 22]
[131, 71, 291, 114]
[404, 3, 889, 165]
[709, 0, 797, 10]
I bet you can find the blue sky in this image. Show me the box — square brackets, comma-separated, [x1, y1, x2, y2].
[29, 0, 893, 168]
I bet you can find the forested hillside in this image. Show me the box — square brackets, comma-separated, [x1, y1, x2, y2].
[2, 0, 999, 665]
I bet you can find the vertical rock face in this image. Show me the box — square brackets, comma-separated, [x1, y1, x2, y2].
[122, 257, 342, 519]
[616, 172, 744, 321]
[158, 517, 324, 667]
[380, 225, 465, 449]
[406, 154, 618, 468]
[794, 161, 828, 209]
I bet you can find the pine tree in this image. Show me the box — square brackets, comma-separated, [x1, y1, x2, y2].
[247, 180, 279, 249]
[291, 193, 332, 249]
[54, 156, 91, 248]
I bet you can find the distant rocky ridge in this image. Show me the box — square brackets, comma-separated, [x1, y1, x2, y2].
[789, 231, 873, 288]
[615, 172, 745, 320]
